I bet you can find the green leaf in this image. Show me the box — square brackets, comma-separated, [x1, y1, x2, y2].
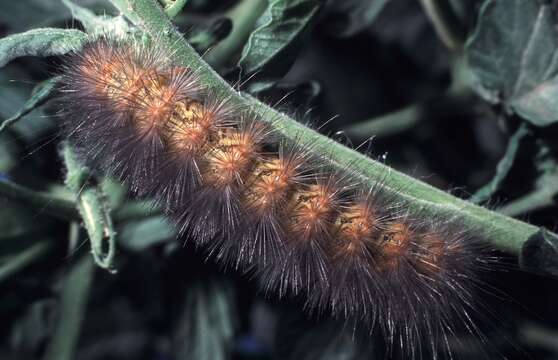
[172, 277, 235, 360]
[61, 0, 131, 35]
[0, 77, 60, 135]
[0, 0, 71, 33]
[466, 0, 558, 126]
[42, 255, 94, 360]
[238, 0, 323, 77]
[118, 216, 175, 251]
[0, 28, 86, 68]
[332, 0, 389, 37]
[470, 123, 530, 204]
[0, 68, 56, 143]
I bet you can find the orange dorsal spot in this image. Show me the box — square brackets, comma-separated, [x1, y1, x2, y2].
[204, 129, 261, 187]
[245, 158, 298, 214]
[132, 75, 182, 134]
[334, 203, 378, 257]
[166, 100, 213, 154]
[290, 184, 337, 241]
[378, 222, 413, 270]
[415, 234, 446, 274]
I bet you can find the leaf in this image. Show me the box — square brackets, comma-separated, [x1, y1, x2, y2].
[61, 0, 131, 35]
[0, 68, 56, 143]
[0, 0, 71, 33]
[470, 123, 531, 204]
[118, 216, 175, 251]
[466, 0, 558, 126]
[238, 0, 323, 77]
[42, 255, 95, 360]
[0, 77, 60, 135]
[329, 0, 389, 37]
[0, 28, 87, 68]
[172, 277, 235, 360]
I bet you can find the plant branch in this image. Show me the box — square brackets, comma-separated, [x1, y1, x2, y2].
[118, 0, 549, 255]
[343, 88, 473, 141]
[203, 0, 268, 68]
[499, 185, 558, 218]
[0, 178, 77, 220]
[418, 0, 466, 50]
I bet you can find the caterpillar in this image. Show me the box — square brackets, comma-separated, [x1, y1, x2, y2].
[58, 35, 500, 359]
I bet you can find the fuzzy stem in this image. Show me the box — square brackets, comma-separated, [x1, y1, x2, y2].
[121, 0, 548, 254]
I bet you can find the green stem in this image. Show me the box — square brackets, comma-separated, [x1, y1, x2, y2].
[0, 178, 155, 222]
[0, 241, 51, 283]
[418, 0, 466, 50]
[343, 89, 473, 141]
[499, 185, 558, 217]
[203, 0, 268, 68]
[344, 55, 473, 141]
[122, 0, 548, 254]
[63, 144, 117, 273]
[0, 178, 77, 220]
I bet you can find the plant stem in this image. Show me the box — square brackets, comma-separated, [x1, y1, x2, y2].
[418, 0, 466, 50]
[63, 144, 117, 273]
[0, 178, 77, 220]
[122, 0, 548, 254]
[499, 185, 558, 217]
[343, 89, 473, 141]
[203, 0, 268, 68]
[0, 241, 51, 283]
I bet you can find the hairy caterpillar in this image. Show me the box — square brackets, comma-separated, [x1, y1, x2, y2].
[59, 35, 501, 359]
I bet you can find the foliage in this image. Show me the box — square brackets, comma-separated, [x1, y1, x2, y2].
[0, 0, 557, 359]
